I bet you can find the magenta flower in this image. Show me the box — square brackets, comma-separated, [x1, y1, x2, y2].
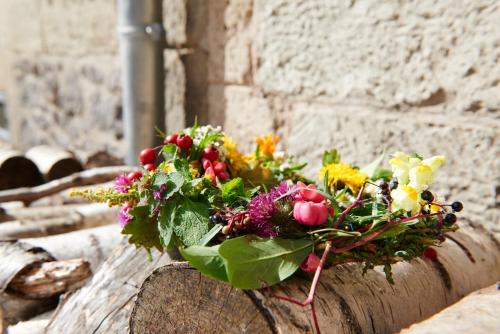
[114, 174, 132, 193]
[118, 203, 133, 227]
[247, 182, 293, 237]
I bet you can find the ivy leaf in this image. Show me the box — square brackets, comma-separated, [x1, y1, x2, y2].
[154, 172, 184, 199]
[221, 177, 245, 204]
[173, 198, 211, 246]
[180, 245, 228, 282]
[122, 205, 162, 251]
[218, 236, 313, 289]
[158, 200, 177, 249]
[322, 149, 340, 165]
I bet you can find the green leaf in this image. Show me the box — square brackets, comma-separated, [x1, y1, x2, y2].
[199, 224, 223, 246]
[322, 149, 340, 165]
[360, 151, 385, 179]
[218, 236, 313, 289]
[372, 168, 392, 181]
[158, 200, 177, 248]
[122, 206, 162, 251]
[374, 224, 408, 240]
[153, 172, 184, 200]
[162, 144, 178, 161]
[173, 159, 192, 181]
[180, 245, 228, 282]
[221, 177, 245, 203]
[173, 198, 211, 246]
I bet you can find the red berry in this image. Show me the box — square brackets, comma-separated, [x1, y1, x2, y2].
[213, 161, 227, 174]
[205, 167, 216, 185]
[300, 253, 321, 273]
[423, 247, 438, 261]
[217, 170, 230, 181]
[176, 134, 193, 150]
[139, 148, 156, 165]
[144, 163, 156, 172]
[127, 171, 142, 181]
[202, 146, 219, 161]
[202, 158, 213, 170]
[164, 133, 178, 145]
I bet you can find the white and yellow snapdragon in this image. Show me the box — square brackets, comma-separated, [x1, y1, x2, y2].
[389, 152, 446, 213]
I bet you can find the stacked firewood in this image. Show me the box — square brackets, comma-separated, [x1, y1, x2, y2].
[0, 161, 136, 334]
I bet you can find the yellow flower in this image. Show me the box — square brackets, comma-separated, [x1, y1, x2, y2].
[222, 136, 248, 173]
[409, 165, 433, 192]
[389, 152, 446, 190]
[255, 134, 280, 157]
[320, 163, 368, 193]
[391, 185, 420, 213]
[161, 163, 174, 174]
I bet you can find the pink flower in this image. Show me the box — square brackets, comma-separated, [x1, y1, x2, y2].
[293, 200, 328, 226]
[300, 253, 321, 272]
[114, 174, 132, 193]
[296, 181, 324, 203]
[118, 203, 133, 227]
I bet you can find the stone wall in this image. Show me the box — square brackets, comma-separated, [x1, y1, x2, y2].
[0, 0, 186, 161]
[197, 0, 499, 230]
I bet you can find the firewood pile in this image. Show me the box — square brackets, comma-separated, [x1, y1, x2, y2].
[0, 146, 136, 333]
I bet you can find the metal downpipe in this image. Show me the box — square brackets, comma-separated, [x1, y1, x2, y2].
[118, 0, 165, 166]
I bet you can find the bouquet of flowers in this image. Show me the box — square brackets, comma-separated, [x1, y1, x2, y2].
[72, 124, 463, 330]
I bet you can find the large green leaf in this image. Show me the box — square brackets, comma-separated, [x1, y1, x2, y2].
[180, 245, 228, 282]
[218, 236, 313, 289]
[173, 198, 211, 246]
[122, 205, 162, 251]
[158, 200, 177, 248]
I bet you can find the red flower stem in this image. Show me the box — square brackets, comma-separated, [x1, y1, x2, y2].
[331, 213, 439, 253]
[332, 184, 366, 229]
[311, 302, 321, 334]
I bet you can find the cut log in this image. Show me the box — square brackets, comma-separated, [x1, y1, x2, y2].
[0, 241, 56, 331]
[0, 149, 43, 190]
[0, 166, 137, 205]
[21, 224, 123, 271]
[8, 259, 91, 299]
[5, 311, 52, 334]
[44, 240, 173, 333]
[24, 146, 83, 181]
[0, 203, 104, 222]
[400, 284, 500, 334]
[130, 224, 500, 334]
[0, 203, 118, 238]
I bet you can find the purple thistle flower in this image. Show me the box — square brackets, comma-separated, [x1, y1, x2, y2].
[247, 182, 292, 238]
[118, 203, 133, 227]
[114, 174, 132, 193]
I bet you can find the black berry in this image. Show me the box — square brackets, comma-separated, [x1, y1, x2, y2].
[421, 190, 434, 202]
[451, 201, 463, 212]
[389, 178, 398, 190]
[379, 181, 389, 190]
[444, 213, 457, 224]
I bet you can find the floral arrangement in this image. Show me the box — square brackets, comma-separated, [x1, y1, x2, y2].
[72, 124, 463, 332]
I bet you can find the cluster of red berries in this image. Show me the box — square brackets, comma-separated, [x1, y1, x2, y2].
[201, 145, 229, 185]
[164, 133, 193, 150]
[139, 148, 157, 171]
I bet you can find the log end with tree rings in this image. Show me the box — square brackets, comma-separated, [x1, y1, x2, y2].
[25, 146, 83, 182]
[0, 150, 43, 190]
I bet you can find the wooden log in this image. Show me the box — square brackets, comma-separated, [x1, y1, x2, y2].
[4, 311, 52, 334]
[43, 240, 173, 333]
[0, 241, 56, 331]
[0, 203, 98, 222]
[8, 259, 91, 299]
[21, 224, 123, 271]
[0, 203, 118, 238]
[0, 166, 137, 205]
[400, 284, 500, 334]
[129, 224, 500, 334]
[24, 146, 83, 181]
[0, 149, 43, 191]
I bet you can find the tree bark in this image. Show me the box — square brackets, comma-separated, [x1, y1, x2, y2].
[21, 224, 122, 271]
[0, 204, 118, 238]
[400, 283, 500, 334]
[0, 166, 137, 205]
[44, 240, 173, 334]
[130, 224, 500, 334]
